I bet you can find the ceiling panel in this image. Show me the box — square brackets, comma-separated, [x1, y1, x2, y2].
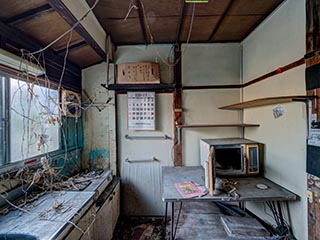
[229, 0, 283, 15]
[101, 18, 144, 44]
[12, 11, 83, 51]
[147, 17, 179, 43]
[0, 0, 47, 19]
[88, 0, 138, 19]
[68, 45, 101, 68]
[180, 16, 220, 42]
[142, 0, 182, 17]
[213, 15, 263, 41]
[185, 0, 232, 16]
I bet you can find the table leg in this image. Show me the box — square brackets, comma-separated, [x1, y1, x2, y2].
[171, 202, 174, 240]
[276, 201, 285, 227]
[164, 202, 168, 225]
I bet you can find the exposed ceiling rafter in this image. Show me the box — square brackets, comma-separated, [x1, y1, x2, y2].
[3, 4, 54, 25]
[0, 21, 81, 89]
[48, 0, 106, 60]
[135, 0, 150, 45]
[208, 0, 234, 42]
[175, 0, 187, 44]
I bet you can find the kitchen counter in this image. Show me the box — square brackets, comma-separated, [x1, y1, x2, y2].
[0, 170, 114, 240]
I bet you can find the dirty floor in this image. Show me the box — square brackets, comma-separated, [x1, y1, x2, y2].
[113, 202, 273, 240]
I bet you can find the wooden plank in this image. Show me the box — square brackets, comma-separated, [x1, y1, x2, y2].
[135, 0, 149, 44]
[0, 0, 47, 19]
[243, 58, 305, 88]
[220, 96, 315, 110]
[3, 4, 54, 25]
[67, 44, 102, 68]
[0, 21, 81, 89]
[178, 124, 260, 129]
[108, 83, 175, 93]
[173, 46, 183, 166]
[13, 11, 84, 52]
[306, 0, 320, 54]
[48, 0, 106, 60]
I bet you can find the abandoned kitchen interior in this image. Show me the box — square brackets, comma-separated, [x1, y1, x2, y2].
[1, 0, 320, 239]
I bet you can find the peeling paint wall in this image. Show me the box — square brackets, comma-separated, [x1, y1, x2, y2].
[242, 1, 307, 239]
[81, 62, 116, 174]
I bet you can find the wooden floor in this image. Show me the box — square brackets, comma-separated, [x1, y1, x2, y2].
[170, 201, 239, 240]
[114, 202, 273, 240]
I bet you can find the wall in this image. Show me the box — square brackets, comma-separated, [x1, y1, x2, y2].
[82, 62, 117, 174]
[242, 0, 307, 239]
[116, 45, 174, 216]
[181, 43, 241, 166]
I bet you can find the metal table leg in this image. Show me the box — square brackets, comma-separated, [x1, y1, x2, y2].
[171, 202, 174, 240]
[164, 202, 168, 225]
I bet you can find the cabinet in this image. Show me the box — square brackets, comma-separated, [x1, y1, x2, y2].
[94, 179, 120, 240]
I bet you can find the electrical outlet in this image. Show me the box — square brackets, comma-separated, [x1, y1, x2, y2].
[307, 190, 314, 203]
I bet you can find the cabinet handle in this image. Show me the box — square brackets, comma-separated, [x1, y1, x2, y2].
[113, 191, 116, 195]
[109, 197, 113, 201]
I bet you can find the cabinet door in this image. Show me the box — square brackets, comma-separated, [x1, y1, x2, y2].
[111, 182, 120, 230]
[94, 194, 113, 240]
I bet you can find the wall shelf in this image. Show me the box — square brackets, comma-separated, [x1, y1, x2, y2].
[219, 95, 316, 110]
[177, 123, 260, 129]
[108, 84, 176, 93]
[176, 123, 260, 144]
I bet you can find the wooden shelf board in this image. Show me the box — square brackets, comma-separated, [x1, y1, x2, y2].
[177, 123, 260, 129]
[108, 84, 176, 93]
[220, 95, 316, 110]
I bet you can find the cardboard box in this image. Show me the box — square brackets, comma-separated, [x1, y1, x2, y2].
[117, 62, 160, 84]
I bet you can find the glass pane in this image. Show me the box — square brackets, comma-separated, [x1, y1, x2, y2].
[10, 78, 60, 162]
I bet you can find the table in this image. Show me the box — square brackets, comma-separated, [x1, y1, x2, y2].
[161, 166, 297, 240]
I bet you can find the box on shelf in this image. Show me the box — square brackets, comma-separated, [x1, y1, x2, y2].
[117, 62, 160, 84]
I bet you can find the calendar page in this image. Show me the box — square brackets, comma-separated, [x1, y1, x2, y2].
[127, 92, 155, 130]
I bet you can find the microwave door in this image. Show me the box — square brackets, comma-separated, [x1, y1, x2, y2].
[246, 144, 259, 174]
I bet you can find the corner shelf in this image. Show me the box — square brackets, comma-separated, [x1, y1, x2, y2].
[220, 95, 316, 110]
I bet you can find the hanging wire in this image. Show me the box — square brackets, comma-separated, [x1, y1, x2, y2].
[138, 0, 196, 67]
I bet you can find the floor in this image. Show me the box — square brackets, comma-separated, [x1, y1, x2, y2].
[113, 202, 273, 240]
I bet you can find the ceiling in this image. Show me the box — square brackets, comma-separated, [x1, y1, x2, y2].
[87, 0, 284, 45]
[0, 0, 284, 70]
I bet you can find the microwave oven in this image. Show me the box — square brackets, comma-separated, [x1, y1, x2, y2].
[200, 138, 264, 192]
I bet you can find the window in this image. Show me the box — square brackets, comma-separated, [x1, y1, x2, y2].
[0, 71, 60, 165]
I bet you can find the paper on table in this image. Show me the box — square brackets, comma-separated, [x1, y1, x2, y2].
[174, 181, 205, 198]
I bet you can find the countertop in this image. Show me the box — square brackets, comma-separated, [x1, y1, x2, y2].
[0, 169, 113, 240]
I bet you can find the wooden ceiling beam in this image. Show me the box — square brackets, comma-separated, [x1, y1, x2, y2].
[135, 0, 150, 44]
[3, 4, 54, 25]
[208, 0, 234, 42]
[48, 0, 106, 60]
[0, 21, 81, 80]
[175, 1, 186, 44]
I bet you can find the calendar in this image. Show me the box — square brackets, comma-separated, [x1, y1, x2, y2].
[128, 92, 155, 130]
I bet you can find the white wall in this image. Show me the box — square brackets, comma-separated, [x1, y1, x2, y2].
[82, 62, 117, 174]
[181, 43, 242, 166]
[116, 45, 174, 215]
[242, 0, 307, 239]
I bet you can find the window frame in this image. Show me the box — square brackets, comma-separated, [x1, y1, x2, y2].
[0, 70, 62, 166]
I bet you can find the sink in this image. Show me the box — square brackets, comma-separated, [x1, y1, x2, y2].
[0, 234, 38, 240]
